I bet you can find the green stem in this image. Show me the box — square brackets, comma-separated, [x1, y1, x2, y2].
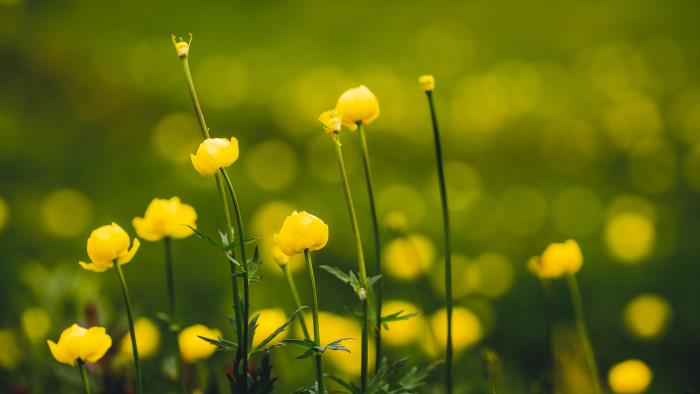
[357, 123, 383, 370]
[282, 264, 311, 340]
[567, 274, 602, 394]
[304, 250, 325, 394]
[425, 91, 453, 394]
[539, 279, 556, 391]
[114, 261, 143, 394]
[221, 169, 250, 394]
[332, 137, 369, 390]
[78, 360, 91, 394]
[164, 237, 186, 394]
[180, 57, 210, 139]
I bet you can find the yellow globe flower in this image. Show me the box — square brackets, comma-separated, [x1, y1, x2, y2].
[21, 307, 51, 344]
[623, 294, 672, 340]
[273, 211, 329, 256]
[132, 197, 197, 241]
[79, 223, 140, 273]
[382, 300, 424, 347]
[425, 307, 482, 357]
[120, 317, 161, 360]
[47, 324, 112, 366]
[335, 85, 380, 130]
[178, 324, 221, 364]
[0, 330, 21, 369]
[418, 74, 435, 92]
[251, 308, 288, 348]
[190, 137, 240, 177]
[383, 234, 435, 280]
[608, 359, 653, 393]
[272, 246, 290, 266]
[530, 239, 583, 279]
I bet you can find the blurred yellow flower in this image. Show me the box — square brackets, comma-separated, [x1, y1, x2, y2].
[179, 324, 221, 364]
[0, 330, 21, 369]
[383, 234, 435, 280]
[272, 246, 290, 266]
[530, 239, 583, 279]
[273, 211, 329, 256]
[382, 300, 424, 347]
[132, 197, 197, 241]
[252, 308, 288, 348]
[120, 317, 160, 360]
[21, 307, 50, 344]
[419, 74, 435, 92]
[608, 359, 653, 393]
[605, 213, 655, 263]
[335, 85, 380, 130]
[190, 137, 239, 177]
[426, 307, 482, 357]
[78, 223, 140, 273]
[624, 294, 672, 340]
[47, 324, 112, 366]
[318, 109, 343, 134]
[384, 210, 408, 233]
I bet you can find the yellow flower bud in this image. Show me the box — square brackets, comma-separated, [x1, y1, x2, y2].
[608, 359, 653, 393]
[47, 324, 112, 366]
[21, 307, 51, 344]
[418, 74, 435, 92]
[79, 223, 140, 273]
[273, 211, 329, 256]
[335, 85, 380, 130]
[171, 34, 191, 58]
[272, 246, 290, 266]
[318, 109, 343, 134]
[132, 197, 197, 241]
[178, 324, 221, 364]
[190, 137, 239, 177]
[119, 318, 160, 360]
[530, 239, 583, 279]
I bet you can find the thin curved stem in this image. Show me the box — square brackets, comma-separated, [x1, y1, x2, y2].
[164, 237, 186, 393]
[304, 250, 325, 394]
[282, 264, 311, 340]
[567, 274, 602, 394]
[78, 360, 91, 394]
[114, 261, 142, 394]
[180, 57, 210, 139]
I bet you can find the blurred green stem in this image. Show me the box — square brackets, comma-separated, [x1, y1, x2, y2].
[357, 123, 383, 371]
[424, 90, 453, 394]
[78, 360, 91, 394]
[164, 237, 186, 394]
[304, 250, 325, 394]
[567, 274, 602, 394]
[114, 261, 143, 394]
[332, 136, 369, 390]
[180, 57, 209, 139]
[282, 264, 311, 340]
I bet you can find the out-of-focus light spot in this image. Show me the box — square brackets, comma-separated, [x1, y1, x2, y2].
[450, 73, 510, 137]
[21, 307, 50, 344]
[120, 317, 160, 360]
[431, 254, 469, 298]
[384, 210, 409, 233]
[497, 186, 548, 236]
[383, 234, 435, 280]
[0, 196, 9, 232]
[455, 193, 499, 240]
[605, 96, 662, 151]
[627, 139, 676, 194]
[251, 308, 287, 347]
[41, 189, 93, 237]
[415, 20, 474, 77]
[194, 55, 248, 109]
[0, 113, 19, 158]
[127, 39, 178, 93]
[586, 44, 648, 101]
[245, 140, 298, 191]
[151, 112, 201, 163]
[541, 118, 611, 169]
[640, 36, 686, 94]
[306, 134, 360, 183]
[607, 359, 653, 394]
[377, 184, 426, 228]
[381, 300, 424, 347]
[670, 87, 700, 145]
[424, 307, 482, 358]
[429, 161, 481, 211]
[623, 294, 671, 340]
[683, 144, 700, 191]
[552, 187, 603, 238]
[0, 330, 20, 369]
[463, 253, 515, 298]
[251, 201, 304, 274]
[604, 213, 655, 263]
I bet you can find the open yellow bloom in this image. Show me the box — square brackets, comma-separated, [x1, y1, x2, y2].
[273, 211, 329, 256]
[120, 317, 160, 360]
[272, 246, 290, 266]
[608, 359, 653, 393]
[418, 74, 435, 92]
[335, 85, 380, 130]
[47, 324, 112, 366]
[132, 197, 197, 241]
[79, 223, 140, 273]
[529, 239, 583, 279]
[178, 324, 221, 364]
[190, 137, 239, 177]
[21, 307, 51, 344]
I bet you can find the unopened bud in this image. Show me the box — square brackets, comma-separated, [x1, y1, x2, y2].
[419, 74, 435, 92]
[357, 288, 367, 300]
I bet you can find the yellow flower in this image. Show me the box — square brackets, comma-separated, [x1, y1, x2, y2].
[623, 294, 672, 340]
[132, 197, 197, 241]
[178, 324, 221, 364]
[21, 307, 51, 344]
[418, 75, 435, 92]
[383, 234, 435, 280]
[382, 300, 424, 347]
[529, 239, 583, 279]
[608, 359, 653, 393]
[190, 137, 239, 177]
[273, 211, 329, 256]
[171, 34, 192, 58]
[272, 246, 290, 266]
[251, 308, 288, 348]
[47, 324, 112, 366]
[318, 109, 343, 134]
[0, 330, 21, 369]
[335, 85, 380, 130]
[79, 223, 140, 273]
[120, 318, 160, 360]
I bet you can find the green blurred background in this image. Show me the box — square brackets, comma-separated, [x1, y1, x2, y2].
[1, 0, 699, 392]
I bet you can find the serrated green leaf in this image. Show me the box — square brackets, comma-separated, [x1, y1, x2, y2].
[252, 306, 309, 354]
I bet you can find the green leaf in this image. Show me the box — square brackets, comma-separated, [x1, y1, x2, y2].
[381, 310, 420, 330]
[252, 306, 309, 354]
[319, 265, 351, 284]
[323, 337, 353, 353]
[197, 335, 238, 352]
[187, 225, 226, 251]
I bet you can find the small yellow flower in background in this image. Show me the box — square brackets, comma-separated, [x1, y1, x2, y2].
[385, 210, 408, 233]
[132, 197, 197, 241]
[335, 85, 380, 130]
[273, 211, 329, 256]
[272, 246, 290, 266]
[21, 307, 51, 344]
[120, 318, 160, 360]
[608, 359, 653, 393]
[382, 300, 424, 347]
[47, 324, 112, 366]
[251, 308, 288, 347]
[178, 324, 221, 364]
[0, 330, 21, 369]
[190, 137, 240, 177]
[318, 109, 343, 134]
[383, 234, 435, 280]
[424, 307, 482, 357]
[529, 239, 583, 279]
[79, 223, 140, 273]
[623, 294, 672, 340]
[418, 74, 435, 92]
